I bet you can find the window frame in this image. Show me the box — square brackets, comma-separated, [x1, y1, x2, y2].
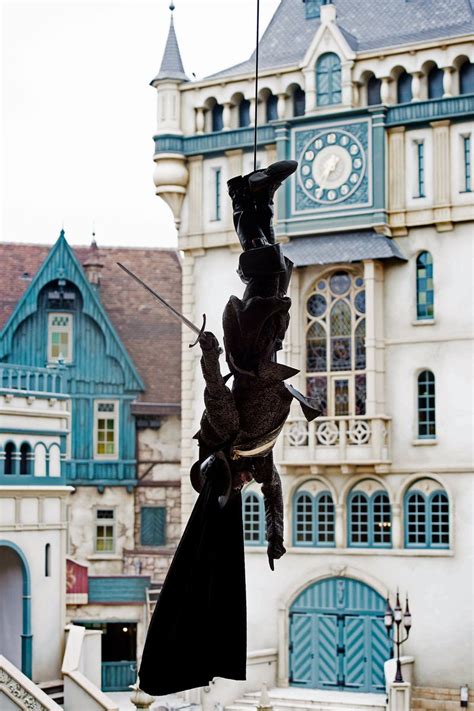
[93, 400, 119, 460]
[416, 251, 434, 321]
[293, 489, 336, 548]
[414, 140, 426, 198]
[347, 489, 392, 549]
[212, 167, 222, 221]
[404, 488, 449, 549]
[316, 52, 342, 107]
[47, 312, 73, 364]
[94, 508, 116, 554]
[461, 134, 472, 193]
[417, 370, 436, 440]
[242, 491, 265, 546]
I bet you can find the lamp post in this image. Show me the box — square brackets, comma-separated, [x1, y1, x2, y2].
[384, 590, 412, 683]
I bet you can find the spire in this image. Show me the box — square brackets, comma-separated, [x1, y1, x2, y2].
[151, 2, 188, 85]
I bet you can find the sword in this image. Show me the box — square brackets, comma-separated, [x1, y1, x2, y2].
[117, 262, 206, 348]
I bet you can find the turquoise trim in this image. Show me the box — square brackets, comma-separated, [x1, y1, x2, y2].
[0, 231, 144, 392]
[293, 490, 336, 548]
[88, 575, 151, 603]
[0, 364, 65, 396]
[0, 540, 32, 678]
[347, 490, 392, 548]
[404, 488, 449, 549]
[417, 370, 436, 439]
[463, 135, 472, 192]
[152, 97, 474, 160]
[0, 428, 70, 436]
[316, 53, 342, 107]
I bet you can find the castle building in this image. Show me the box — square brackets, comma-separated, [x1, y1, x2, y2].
[0, 233, 182, 693]
[151, 1, 474, 708]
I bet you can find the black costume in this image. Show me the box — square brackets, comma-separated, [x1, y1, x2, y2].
[138, 160, 320, 695]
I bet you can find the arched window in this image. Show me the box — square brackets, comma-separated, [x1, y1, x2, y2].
[45, 543, 51, 577]
[405, 487, 449, 548]
[316, 53, 341, 106]
[306, 271, 366, 416]
[460, 60, 474, 95]
[367, 76, 381, 106]
[266, 94, 278, 122]
[293, 489, 335, 547]
[293, 88, 306, 117]
[4, 442, 16, 475]
[348, 489, 391, 547]
[428, 66, 444, 99]
[243, 492, 265, 545]
[239, 99, 251, 128]
[416, 251, 434, 320]
[417, 370, 436, 439]
[19, 443, 31, 476]
[212, 103, 224, 132]
[397, 72, 413, 103]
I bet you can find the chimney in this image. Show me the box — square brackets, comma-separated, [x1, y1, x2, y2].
[83, 233, 104, 287]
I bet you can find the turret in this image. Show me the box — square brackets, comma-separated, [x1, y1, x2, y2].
[151, 2, 189, 227]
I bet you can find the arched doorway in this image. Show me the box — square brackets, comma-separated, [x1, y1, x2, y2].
[289, 577, 391, 693]
[0, 542, 32, 677]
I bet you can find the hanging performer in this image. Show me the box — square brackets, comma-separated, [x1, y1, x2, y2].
[135, 160, 321, 696]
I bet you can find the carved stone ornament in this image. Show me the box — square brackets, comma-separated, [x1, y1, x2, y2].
[0, 668, 49, 711]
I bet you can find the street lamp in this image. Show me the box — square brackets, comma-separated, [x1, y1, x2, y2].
[384, 590, 412, 683]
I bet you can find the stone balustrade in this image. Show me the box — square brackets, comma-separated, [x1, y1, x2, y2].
[279, 415, 391, 472]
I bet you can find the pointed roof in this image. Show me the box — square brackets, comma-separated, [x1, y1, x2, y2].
[0, 235, 183, 411]
[151, 4, 188, 85]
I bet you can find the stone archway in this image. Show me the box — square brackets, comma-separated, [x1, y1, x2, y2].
[0, 542, 32, 677]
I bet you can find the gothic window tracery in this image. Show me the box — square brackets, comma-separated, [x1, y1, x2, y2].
[305, 271, 366, 416]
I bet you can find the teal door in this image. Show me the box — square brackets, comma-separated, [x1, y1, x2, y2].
[289, 577, 391, 693]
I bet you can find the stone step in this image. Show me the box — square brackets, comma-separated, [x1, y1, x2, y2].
[227, 688, 386, 711]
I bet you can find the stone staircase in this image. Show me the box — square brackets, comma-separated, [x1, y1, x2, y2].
[412, 686, 473, 710]
[226, 687, 387, 711]
[38, 678, 64, 707]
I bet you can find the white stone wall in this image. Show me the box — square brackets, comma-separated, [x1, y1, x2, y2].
[0, 486, 71, 682]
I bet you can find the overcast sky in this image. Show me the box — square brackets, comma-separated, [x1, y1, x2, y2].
[1, 0, 280, 248]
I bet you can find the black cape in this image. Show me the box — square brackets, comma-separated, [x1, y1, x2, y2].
[138, 471, 246, 695]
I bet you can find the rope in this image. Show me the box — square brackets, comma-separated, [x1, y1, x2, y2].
[253, 0, 261, 171]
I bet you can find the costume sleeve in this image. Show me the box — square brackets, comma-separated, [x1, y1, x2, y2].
[198, 332, 239, 447]
[253, 455, 286, 569]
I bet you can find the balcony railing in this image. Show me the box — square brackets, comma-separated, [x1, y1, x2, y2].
[279, 415, 391, 472]
[0, 363, 65, 396]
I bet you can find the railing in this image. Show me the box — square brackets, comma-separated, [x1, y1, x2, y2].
[0, 363, 65, 395]
[101, 661, 138, 692]
[0, 654, 62, 710]
[280, 415, 391, 470]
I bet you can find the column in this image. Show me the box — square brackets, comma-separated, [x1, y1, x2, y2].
[430, 119, 452, 231]
[380, 77, 392, 105]
[335, 504, 345, 548]
[341, 61, 354, 106]
[363, 260, 385, 417]
[248, 97, 256, 126]
[442, 66, 455, 98]
[388, 126, 407, 235]
[277, 93, 287, 120]
[195, 106, 205, 134]
[303, 68, 316, 110]
[411, 71, 423, 101]
[391, 504, 402, 548]
[352, 81, 361, 108]
[222, 101, 232, 130]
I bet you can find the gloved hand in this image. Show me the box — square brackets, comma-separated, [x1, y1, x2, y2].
[267, 537, 286, 572]
[198, 331, 222, 354]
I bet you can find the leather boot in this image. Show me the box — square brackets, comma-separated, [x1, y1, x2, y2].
[227, 175, 267, 251]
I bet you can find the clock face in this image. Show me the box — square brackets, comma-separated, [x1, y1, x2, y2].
[298, 129, 366, 205]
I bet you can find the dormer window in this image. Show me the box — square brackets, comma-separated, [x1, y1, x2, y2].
[304, 0, 325, 19]
[48, 313, 73, 363]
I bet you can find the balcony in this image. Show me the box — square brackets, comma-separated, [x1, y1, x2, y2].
[278, 415, 391, 473]
[0, 363, 65, 396]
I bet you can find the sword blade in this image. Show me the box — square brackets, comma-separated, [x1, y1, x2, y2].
[117, 262, 201, 336]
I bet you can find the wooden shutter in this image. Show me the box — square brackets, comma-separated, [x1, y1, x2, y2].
[140, 506, 166, 546]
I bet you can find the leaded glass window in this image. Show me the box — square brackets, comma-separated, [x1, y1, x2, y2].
[293, 489, 335, 547]
[463, 135, 472, 193]
[305, 271, 366, 416]
[94, 400, 119, 458]
[48, 312, 73, 363]
[415, 142, 425, 198]
[316, 53, 341, 106]
[243, 492, 265, 545]
[405, 488, 449, 548]
[417, 371, 436, 439]
[95, 509, 115, 553]
[416, 251, 434, 319]
[349, 490, 392, 548]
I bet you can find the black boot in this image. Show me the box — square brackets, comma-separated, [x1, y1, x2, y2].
[248, 160, 298, 193]
[227, 175, 267, 251]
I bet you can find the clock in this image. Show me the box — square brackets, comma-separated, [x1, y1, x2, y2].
[298, 129, 366, 205]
